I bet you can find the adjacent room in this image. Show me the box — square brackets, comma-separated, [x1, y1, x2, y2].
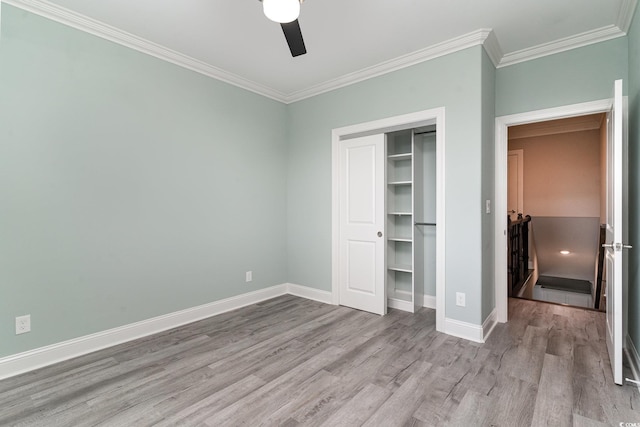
[507, 114, 607, 310]
[1, 0, 640, 425]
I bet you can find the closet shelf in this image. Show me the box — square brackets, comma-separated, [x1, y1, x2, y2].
[388, 212, 412, 216]
[388, 180, 412, 185]
[387, 236, 412, 242]
[388, 153, 412, 161]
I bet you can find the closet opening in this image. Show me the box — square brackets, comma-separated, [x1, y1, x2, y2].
[331, 108, 445, 333]
[386, 127, 436, 312]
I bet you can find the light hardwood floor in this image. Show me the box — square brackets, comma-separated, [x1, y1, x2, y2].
[1, 295, 639, 426]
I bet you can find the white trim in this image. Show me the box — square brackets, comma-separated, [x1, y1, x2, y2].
[617, 0, 639, 33]
[482, 30, 503, 68]
[423, 294, 436, 309]
[285, 283, 333, 305]
[288, 29, 493, 103]
[498, 25, 626, 68]
[625, 334, 640, 389]
[388, 297, 415, 313]
[444, 317, 485, 343]
[5, 0, 638, 102]
[4, 0, 488, 104]
[332, 107, 446, 332]
[494, 99, 612, 323]
[3, 0, 289, 103]
[482, 308, 498, 342]
[0, 284, 299, 380]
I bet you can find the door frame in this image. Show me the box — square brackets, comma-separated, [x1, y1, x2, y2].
[507, 149, 524, 219]
[494, 99, 612, 323]
[332, 107, 446, 332]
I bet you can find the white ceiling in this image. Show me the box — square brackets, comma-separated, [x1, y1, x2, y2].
[5, 0, 636, 102]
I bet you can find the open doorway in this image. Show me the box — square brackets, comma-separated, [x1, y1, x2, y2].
[495, 81, 628, 385]
[506, 113, 607, 311]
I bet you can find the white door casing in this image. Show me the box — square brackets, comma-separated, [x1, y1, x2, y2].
[495, 83, 628, 382]
[604, 79, 628, 385]
[338, 134, 386, 315]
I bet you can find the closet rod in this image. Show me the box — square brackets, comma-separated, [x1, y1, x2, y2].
[415, 222, 436, 226]
[414, 130, 437, 136]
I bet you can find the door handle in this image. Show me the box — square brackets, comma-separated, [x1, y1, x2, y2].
[602, 243, 633, 250]
[377, 231, 383, 237]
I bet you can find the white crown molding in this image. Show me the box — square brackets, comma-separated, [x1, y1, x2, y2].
[3, 0, 289, 103]
[497, 24, 626, 68]
[617, 0, 639, 33]
[4, 0, 637, 102]
[285, 29, 492, 103]
[482, 29, 503, 67]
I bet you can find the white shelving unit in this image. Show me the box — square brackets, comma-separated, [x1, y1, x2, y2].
[386, 130, 424, 313]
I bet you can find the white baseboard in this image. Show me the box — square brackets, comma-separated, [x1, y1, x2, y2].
[482, 308, 498, 342]
[0, 283, 486, 380]
[285, 283, 333, 305]
[625, 334, 640, 389]
[0, 284, 292, 381]
[423, 295, 436, 309]
[444, 317, 485, 343]
[387, 297, 414, 312]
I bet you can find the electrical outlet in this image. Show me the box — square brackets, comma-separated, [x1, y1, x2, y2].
[456, 292, 466, 307]
[16, 315, 31, 335]
[245, 271, 252, 282]
[485, 200, 491, 214]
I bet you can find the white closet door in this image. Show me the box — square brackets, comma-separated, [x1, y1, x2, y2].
[338, 134, 386, 315]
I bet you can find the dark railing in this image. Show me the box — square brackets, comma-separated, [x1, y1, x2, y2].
[508, 214, 532, 296]
[594, 224, 606, 310]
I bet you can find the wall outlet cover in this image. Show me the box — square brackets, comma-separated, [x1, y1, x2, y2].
[16, 315, 31, 334]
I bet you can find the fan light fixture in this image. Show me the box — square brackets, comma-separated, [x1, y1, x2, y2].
[560, 250, 571, 255]
[263, 0, 300, 23]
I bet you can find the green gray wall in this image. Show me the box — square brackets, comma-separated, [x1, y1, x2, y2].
[481, 49, 496, 321]
[1, 2, 635, 361]
[0, 5, 288, 358]
[627, 7, 640, 354]
[287, 47, 487, 325]
[496, 38, 628, 116]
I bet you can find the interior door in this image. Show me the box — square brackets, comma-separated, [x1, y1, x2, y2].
[338, 134, 386, 315]
[507, 149, 524, 220]
[604, 79, 628, 385]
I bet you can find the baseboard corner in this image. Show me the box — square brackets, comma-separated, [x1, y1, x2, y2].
[423, 294, 436, 309]
[285, 283, 334, 305]
[625, 334, 640, 389]
[444, 317, 484, 343]
[482, 308, 498, 342]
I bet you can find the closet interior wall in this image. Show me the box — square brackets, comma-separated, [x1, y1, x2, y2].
[385, 128, 436, 312]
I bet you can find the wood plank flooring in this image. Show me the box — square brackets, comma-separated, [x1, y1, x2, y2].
[1, 296, 639, 426]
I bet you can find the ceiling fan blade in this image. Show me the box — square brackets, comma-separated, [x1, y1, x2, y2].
[281, 19, 306, 57]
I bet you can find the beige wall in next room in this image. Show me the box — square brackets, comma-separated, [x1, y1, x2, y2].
[509, 128, 602, 218]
